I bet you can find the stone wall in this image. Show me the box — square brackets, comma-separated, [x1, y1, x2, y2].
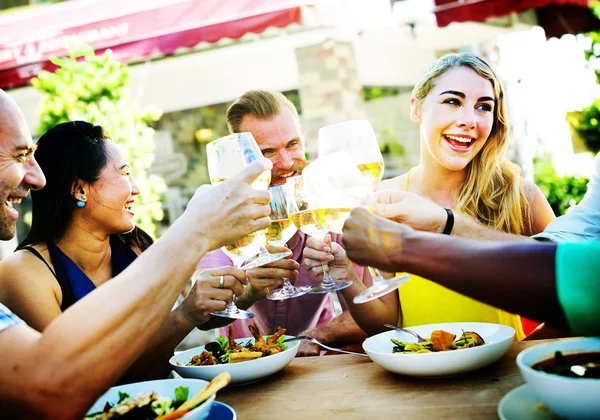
[295, 39, 367, 157]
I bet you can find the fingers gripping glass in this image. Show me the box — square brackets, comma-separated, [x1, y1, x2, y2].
[317, 120, 411, 303]
[206, 133, 288, 319]
[286, 166, 355, 293]
[265, 184, 311, 300]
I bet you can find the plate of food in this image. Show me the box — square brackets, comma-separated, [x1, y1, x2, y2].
[362, 322, 515, 377]
[170, 323, 300, 385]
[85, 372, 230, 419]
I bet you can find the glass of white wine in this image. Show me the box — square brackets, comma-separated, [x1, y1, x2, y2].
[288, 153, 370, 293]
[265, 184, 311, 300]
[318, 121, 410, 304]
[318, 120, 384, 190]
[206, 133, 279, 319]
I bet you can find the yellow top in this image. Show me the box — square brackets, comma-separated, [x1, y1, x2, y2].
[397, 169, 526, 340]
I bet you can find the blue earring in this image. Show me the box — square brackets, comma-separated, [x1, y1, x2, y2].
[77, 195, 87, 208]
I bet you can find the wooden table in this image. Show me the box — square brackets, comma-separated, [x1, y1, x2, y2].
[218, 340, 548, 419]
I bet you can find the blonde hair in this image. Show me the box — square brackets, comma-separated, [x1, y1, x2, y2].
[226, 90, 299, 133]
[412, 53, 530, 235]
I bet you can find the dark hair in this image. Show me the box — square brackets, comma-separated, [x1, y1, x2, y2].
[18, 121, 152, 252]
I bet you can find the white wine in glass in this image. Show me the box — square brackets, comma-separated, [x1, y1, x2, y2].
[206, 133, 277, 319]
[319, 120, 384, 191]
[318, 121, 410, 303]
[265, 184, 311, 301]
[290, 154, 370, 294]
[356, 161, 384, 190]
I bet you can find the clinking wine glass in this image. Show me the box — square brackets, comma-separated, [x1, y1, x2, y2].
[318, 120, 385, 191]
[265, 184, 311, 300]
[206, 133, 286, 319]
[318, 121, 410, 304]
[288, 153, 371, 293]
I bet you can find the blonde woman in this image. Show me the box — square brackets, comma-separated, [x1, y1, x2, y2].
[303, 53, 555, 339]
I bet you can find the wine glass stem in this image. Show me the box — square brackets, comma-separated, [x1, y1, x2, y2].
[257, 246, 270, 259]
[321, 261, 336, 286]
[282, 278, 294, 291]
[368, 266, 385, 284]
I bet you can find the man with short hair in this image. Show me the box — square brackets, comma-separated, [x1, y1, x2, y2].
[0, 89, 272, 418]
[197, 89, 372, 356]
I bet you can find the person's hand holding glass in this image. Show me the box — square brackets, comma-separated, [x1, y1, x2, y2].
[317, 120, 410, 303]
[206, 132, 291, 318]
[288, 152, 370, 293]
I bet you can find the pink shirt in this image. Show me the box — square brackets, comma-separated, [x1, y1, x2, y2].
[196, 231, 366, 339]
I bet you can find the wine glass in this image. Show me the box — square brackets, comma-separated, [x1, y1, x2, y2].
[318, 121, 410, 304]
[265, 184, 311, 300]
[206, 133, 281, 319]
[318, 120, 384, 191]
[288, 153, 370, 293]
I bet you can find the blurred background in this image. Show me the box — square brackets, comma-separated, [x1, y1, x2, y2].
[2, 0, 600, 346]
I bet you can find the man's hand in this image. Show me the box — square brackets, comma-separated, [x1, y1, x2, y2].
[186, 159, 273, 251]
[297, 340, 321, 357]
[375, 189, 446, 234]
[302, 234, 354, 283]
[243, 244, 299, 302]
[343, 207, 413, 272]
[180, 266, 248, 325]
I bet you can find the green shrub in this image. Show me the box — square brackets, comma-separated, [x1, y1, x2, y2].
[534, 156, 589, 216]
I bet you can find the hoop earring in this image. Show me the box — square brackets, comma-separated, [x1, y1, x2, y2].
[77, 194, 87, 208]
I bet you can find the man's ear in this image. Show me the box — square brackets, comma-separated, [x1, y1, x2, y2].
[410, 97, 421, 124]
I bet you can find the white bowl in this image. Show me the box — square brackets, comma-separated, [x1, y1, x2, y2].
[170, 335, 300, 385]
[516, 337, 600, 419]
[363, 322, 515, 377]
[86, 378, 214, 419]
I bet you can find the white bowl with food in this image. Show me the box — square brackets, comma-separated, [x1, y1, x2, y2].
[171, 324, 300, 385]
[85, 378, 217, 419]
[516, 337, 600, 419]
[362, 322, 515, 377]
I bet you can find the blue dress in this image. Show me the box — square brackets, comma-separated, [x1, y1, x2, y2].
[39, 237, 138, 311]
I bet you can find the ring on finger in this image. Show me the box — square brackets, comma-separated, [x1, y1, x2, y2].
[218, 275, 224, 289]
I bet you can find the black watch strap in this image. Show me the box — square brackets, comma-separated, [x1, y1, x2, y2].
[443, 208, 454, 235]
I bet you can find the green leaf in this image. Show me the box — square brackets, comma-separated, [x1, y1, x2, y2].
[117, 391, 130, 403]
[215, 335, 228, 351]
[173, 386, 189, 404]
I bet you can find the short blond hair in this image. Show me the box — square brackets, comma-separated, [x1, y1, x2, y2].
[226, 90, 299, 133]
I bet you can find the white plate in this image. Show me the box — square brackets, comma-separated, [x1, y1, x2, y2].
[498, 384, 559, 420]
[86, 378, 214, 419]
[170, 335, 300, 385]
[362, 322, 515, 377]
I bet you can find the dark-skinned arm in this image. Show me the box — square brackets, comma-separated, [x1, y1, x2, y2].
[343, 208, 569, 331]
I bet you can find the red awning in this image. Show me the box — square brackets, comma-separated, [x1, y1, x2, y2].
[0, 0, 324, 90]
[434, 0, 591, 28]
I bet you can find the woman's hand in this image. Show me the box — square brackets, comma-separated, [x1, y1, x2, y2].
[180, 266, 247, 325]
[374, 189, 447, 234]
[303, 234, 354, 283]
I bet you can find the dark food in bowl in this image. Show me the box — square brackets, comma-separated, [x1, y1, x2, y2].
[532, 351, 600, 379]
